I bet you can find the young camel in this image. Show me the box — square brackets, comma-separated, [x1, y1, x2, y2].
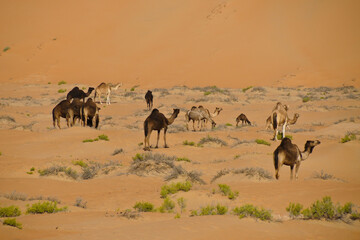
[143, 108, 180, 151]
[81, 98, 101, 128]
[67, 87, 94, 102]
[52, 99, 72, 129]
[66, 98, 84, 127]
[270, 102, 299, 141]
[185, 106, 216, 131]
[236, 113, 251, 126]
[273, 137, 321, 180]
[198, 106, 222, 129]
[94, 82, 122, 105]
[145, 90, 153, 110]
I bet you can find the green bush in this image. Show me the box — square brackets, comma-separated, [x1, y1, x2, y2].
[26, 201, 67, 214]
[57, 81, 66, 85]
[302, 96, 310, 102]
[98, 134, 109, 141]
[160, 181, 192, 198]
[133, 201, 154, 212]
[204, 91, 212, 96]
[58, 89, 67, 93]
[341, 134, 356, 143]
[286, 202, 303, 217]
[0, 206, 21, 217]
[158, 197, 175, 213]
[200, 205, 216, 215]
[3, 46, 10, 52]
[183, 140, 196, 146]
[132, 153, 144, 161]
[225, 123, 233, 126]
[30, 167, 35, 171]
[255, 139, 271, 146]
[350, 212, 360, 220]
[242, 86, 253, 93]
[174, 213, 181, 219]
[190, 210, 198, 216]
[3, 218, 22, 229]
[216, 204, 228, 215]
[176, 157, 191, 162]
[82, 139, 94, 143]
[233, 204, 272, 221]
[177, 197, 186, 213]
[72, 160, 88, 168]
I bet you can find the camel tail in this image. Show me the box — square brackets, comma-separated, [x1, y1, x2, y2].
[273, 149, 279, 171]
[272, 112, 277, 130]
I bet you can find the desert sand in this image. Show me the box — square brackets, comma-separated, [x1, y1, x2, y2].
[1, 1, 360, 239]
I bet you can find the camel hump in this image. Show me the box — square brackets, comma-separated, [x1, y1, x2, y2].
[280, 137, 292, 146]
[150, 108, 159, 115]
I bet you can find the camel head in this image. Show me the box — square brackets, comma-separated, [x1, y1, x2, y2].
[304, 140, 321, 153]
[88, 87, 95, 93]
[198, 105, 205, 110]
[214, 107, 223, 113]
[211, 120, 216, 129]
[172, 109, 180, 118]
[191, 106, 197, 111]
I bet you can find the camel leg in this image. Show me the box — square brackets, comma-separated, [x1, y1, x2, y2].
[155, 130, 160, 148]
[236, 121, 239, 127]
[192, 120, 196, 131]
[290, 165, 294, 180]
[164, 127, 168, 148]
[273, 129, 278, 141]
[57, 117, 61, 129]
[106, 92, 111, 105]
[282, 124, 286, 139]
[295, 162, 301, 179]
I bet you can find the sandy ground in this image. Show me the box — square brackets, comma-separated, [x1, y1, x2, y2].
[1, 1, 360, 239]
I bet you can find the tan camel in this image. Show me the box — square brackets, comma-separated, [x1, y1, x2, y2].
[198, 105, 222, 129]
[81, 98, 100, 128]
[52, 99, 72, 129]
[145, 90, 153, 110]
[236, 113, 251, 126]
[185, 106, 216, 131]
[266, 113, 299, 130]
[273, 137, 321, 180]
[270, 102, 299, 141]
[94, 82, 122, 105]
[143, 108, 180, 150]
[66, 98, 84, 127]
[67, 87, 94, 102]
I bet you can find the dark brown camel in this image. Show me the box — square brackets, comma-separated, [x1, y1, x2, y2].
[143, 108, 180, 150]
[67, 87, 94, 102]
[236, 113, 251, 126]
[81, 98, 100, 128]
[273, 137, 321, 180]
[145, 90, 153, 110]
[52, 99, 71, 129]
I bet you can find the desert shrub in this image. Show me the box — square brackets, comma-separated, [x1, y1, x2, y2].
[26, 201, 67, 214]
[312, 170, 337, 180]
[26, 171, 33, 174]
[112, 148, 123, 156]
[190, 210, 198, 216]
[211, 169, 231, 183]
[242, 86, 253, 92]
[38, 166, 66, 176]
[28, 195, 61, 204]
[81, 166, 98, 180]
[350, 212, 360, 220]
[341, 133, 356, 143]
[116, 209, 141, 219]
[177, 197, 186, 213]
[132, 153, 144, 161]
[233, 204, 272, 221]
[200, 205, 216, 215]
[302, 96, 310, 102]
[183, 140, 196, 146]
[72, 160, 88, 168]
[174, 213, 181, 219]
[3, 218, 22, 229]
[204, 91, 212, 96]
[176, 157, 190, 162]
[160, 181, 192, 198]
[133, 201, 154, 212]
[277, 134, 292, 140]
[225, 123, 233, 126]
[255, 139, 271, 146]
[0, 206, 21, 217]
[198, 135, 228, 146]
[83, 139, 95, 143]
[58, 89, 66, 93]
[98, 134, 109, 141]
[74, 197, 87, 209]
[232, 167, 273, 180]
[3, 191, 27, 201]
[57, 81, 66, 85]
[286, 202, 303, 218]
[218, 184, 239, 200]
[30, 167, 35, 171]
[158, 197, 175, 213]
[3, 46, 10, 52]
[130, 85, 139, 91]
[216, 204, 228, 215]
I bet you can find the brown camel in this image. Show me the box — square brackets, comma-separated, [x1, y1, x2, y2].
[145, 90, 153, 110]
[273, 137, 321, 180]
[52, 99, 72, 129]
[143, 108, 180, 150]
[94, 82, 122, 105]
[81, 98, 100, 128]
[236, 113, 251, 126]
[66, 98, 84, 127]
[67, 87, 94, 102]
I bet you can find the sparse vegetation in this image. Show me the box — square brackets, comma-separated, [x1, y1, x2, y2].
[312, 170, 338, 181]
[176, 157, 190, 162]
[74, 197, 87, 209]
[225, 123, 233, 126]
[98, 134, 109, 141]
[183, 140, 196, 146]
[130, 85, 140, 91]
[302, 96, 310, 102]
[341, 133, 356, 143]
[3, 46, 10, 52]
[116, 209, 141, 219]
[198, 135, 228, 146]
[0, 206, 21, 217]
[242, 86, 253, 92]
[133, 201, 154, 212]
[58, 89, 66, 93]
[132, 153, 144, 161]
[26, 201, 67, 214]
[177, 197, 186, 213]
[255, 139, 271, 146]
[198, 204, 228, 215]
[204, 91, 212, 96]
[57, 81, 66, 85]
[211, 168, 273, 183]
[277, 133, 292, 140]
[72, 160, 88, 168]
[286, 202, 303, 218]
[3, 218, 22, 229]
[112, 148, 123, 155]
[174, 213, 181, 219]
[218, 184, 239, 200]
[233, 204, 272, 221]
[160, 181, 192, 198]
[158, 197, 175, 213]
[28, 195, 61, 203]
[83, 134, 109, 143]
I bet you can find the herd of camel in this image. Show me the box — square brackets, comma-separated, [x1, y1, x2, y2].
[52, 83, 321, 180]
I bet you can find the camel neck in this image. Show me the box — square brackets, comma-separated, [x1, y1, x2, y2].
[167, 113, 177, 125]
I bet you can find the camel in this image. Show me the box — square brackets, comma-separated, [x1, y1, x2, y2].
[185, 106, 216, 131]
[81, 98, 100, 128]
[145, 90, 153, 110]
[94, 82, 122, 105]
[273, 137, 321, 180]
[66, 98, 84, 127]
[143, 108, 180, 150]
[67, 87, 94, 102]
[236, 113, 251, 126]
[52, 99, 72, 129]
[198, 106, 222, 129]
[266, 113, 299, 130]
[270, 102, 299, 141]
